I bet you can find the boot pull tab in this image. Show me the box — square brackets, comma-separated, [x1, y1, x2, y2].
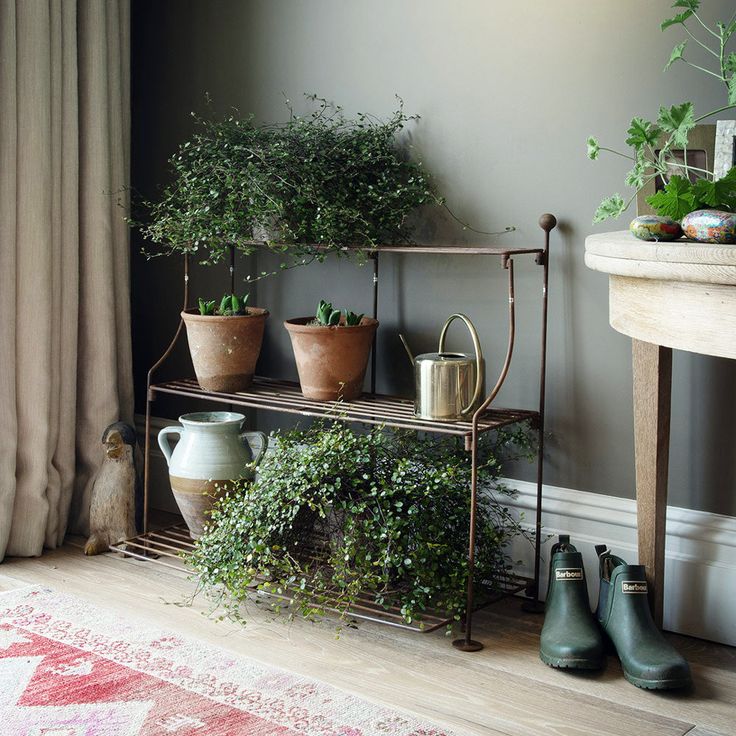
[554, 534, 572, 553]
[595, 544, 608, 557]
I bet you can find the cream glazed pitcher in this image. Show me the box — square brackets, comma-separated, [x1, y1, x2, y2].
[157, 412, 267, 539]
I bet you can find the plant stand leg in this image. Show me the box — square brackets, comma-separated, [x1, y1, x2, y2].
[521, 418, 546, 613]
[453, 432, 483, 652]
[522, 216, 555, 614]
[139, 389, 154, 558]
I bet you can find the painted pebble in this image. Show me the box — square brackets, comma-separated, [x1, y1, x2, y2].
[629, 215, 683, 242]
[681, 209, 736, 244]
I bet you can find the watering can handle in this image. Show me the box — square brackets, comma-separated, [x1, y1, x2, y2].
[438, 313, 484, 416]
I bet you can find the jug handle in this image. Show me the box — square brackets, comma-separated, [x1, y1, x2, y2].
[157, 425, 182, 467]
[241, 431, 268, 467]
[438, 313, 484, 416]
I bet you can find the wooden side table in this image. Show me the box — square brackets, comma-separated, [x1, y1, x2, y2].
[585, 231, 736, 626]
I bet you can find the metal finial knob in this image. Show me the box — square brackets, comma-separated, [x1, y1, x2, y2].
[539, 213, 557, 232]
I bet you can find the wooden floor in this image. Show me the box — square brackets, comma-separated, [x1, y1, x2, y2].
[1, 541, 734, 736]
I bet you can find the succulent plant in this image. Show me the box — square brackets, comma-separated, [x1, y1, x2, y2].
[315, 300, 341, 326]
[344, 310, 364, 326]
[198, 293, 250, 316]
[313, 300, 365, 327]
[197, 299, 217, 316]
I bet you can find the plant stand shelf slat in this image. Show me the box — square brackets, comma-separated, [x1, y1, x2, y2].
[150, 376, 539, 441]
[110, 524, 531, 634]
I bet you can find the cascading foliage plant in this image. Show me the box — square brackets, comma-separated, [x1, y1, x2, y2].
[589, 1, 736, 223]
[189, 422, 535, 629]
[131, 95, 440, 269]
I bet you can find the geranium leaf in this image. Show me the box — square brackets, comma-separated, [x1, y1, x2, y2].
[725, 53, 736, 75]
[692, 167, 736, 209]
[664, 40, 687, 71]
[586, 136, 600, 160]
[657, 102, 695, 147]
[625, 118, 661, 150]
[593, 194, 626, 224]
[690, 178, 717, 207]
[729, 74, 736, 105]
[645, 175, 697, 220]
[661, 10, 693, 31]
[673, 0, 700, 10]
[625, 156, 648, 189]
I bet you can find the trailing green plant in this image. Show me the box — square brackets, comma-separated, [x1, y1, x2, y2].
[197, 293, 250, 316]
[588, 1, 736, 223]
[132, 96, 438, 266]
[130, 94, 514, 277]
[190, 421, 535, 630]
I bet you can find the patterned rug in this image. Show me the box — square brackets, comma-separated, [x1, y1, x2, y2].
[0, 586, 450, 736]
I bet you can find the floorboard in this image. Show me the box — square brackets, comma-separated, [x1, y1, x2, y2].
[1, 543, 734, 736]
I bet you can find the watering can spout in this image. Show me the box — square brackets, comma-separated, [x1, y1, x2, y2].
[399, 333, 414, 366]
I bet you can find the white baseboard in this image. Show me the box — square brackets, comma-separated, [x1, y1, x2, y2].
[136, 414, 736, 646]
[501, 479, 736, 646]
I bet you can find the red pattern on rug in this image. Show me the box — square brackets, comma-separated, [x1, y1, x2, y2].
[0, 587, 451, 736]
[3, 626, 291, 734]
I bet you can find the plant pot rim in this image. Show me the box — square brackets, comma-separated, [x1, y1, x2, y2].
[284, 316, 378, 332]
[182, 307, 269, 321]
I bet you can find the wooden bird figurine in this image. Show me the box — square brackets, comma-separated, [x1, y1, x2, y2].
[84, 422, 140, 555]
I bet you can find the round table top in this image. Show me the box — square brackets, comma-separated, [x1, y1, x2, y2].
[585, 230, 736, 358]
[585, 230, 736, 286]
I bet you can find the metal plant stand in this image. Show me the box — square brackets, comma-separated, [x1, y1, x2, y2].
[112, 213, 557, 651]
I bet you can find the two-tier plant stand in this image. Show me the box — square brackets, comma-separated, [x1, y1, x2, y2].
[112, 213, 557, 652]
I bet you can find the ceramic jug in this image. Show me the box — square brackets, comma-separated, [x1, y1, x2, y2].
[157, 411, 267, 539]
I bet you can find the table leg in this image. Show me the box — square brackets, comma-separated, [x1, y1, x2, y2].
[631, 339, 672, 628]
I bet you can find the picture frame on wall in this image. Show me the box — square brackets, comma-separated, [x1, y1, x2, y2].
[714, 120, 736, 180]
[635, 124, 716, 216]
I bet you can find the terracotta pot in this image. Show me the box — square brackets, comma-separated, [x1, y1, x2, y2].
[284, 316, 378, 400]
[181, 308, 268, 392]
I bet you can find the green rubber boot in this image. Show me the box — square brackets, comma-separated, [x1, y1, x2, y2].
[539, 535, 605, 669]
[595, 546, 692, 690]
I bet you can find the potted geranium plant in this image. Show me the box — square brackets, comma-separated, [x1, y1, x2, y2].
[183, 293, 268, 392]
[284, 300, 378, 400]
[587, 1, 736, 243]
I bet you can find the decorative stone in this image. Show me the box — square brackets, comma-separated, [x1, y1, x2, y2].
[629, 215, 683, 242]
[681, 209, 736, 244]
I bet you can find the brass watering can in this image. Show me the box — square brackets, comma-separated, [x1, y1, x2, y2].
[400, 313, 484, 422]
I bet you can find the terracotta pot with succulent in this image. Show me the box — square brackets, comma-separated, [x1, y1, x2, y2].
[587, 1, 736, 243]
[284, 300, 378, 401]
[182, 293, 268, 392]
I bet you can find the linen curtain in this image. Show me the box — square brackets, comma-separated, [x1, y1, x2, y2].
[0, 0, 133, 559]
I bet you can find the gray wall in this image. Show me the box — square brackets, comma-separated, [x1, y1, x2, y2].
[132, 0, 736, 516]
